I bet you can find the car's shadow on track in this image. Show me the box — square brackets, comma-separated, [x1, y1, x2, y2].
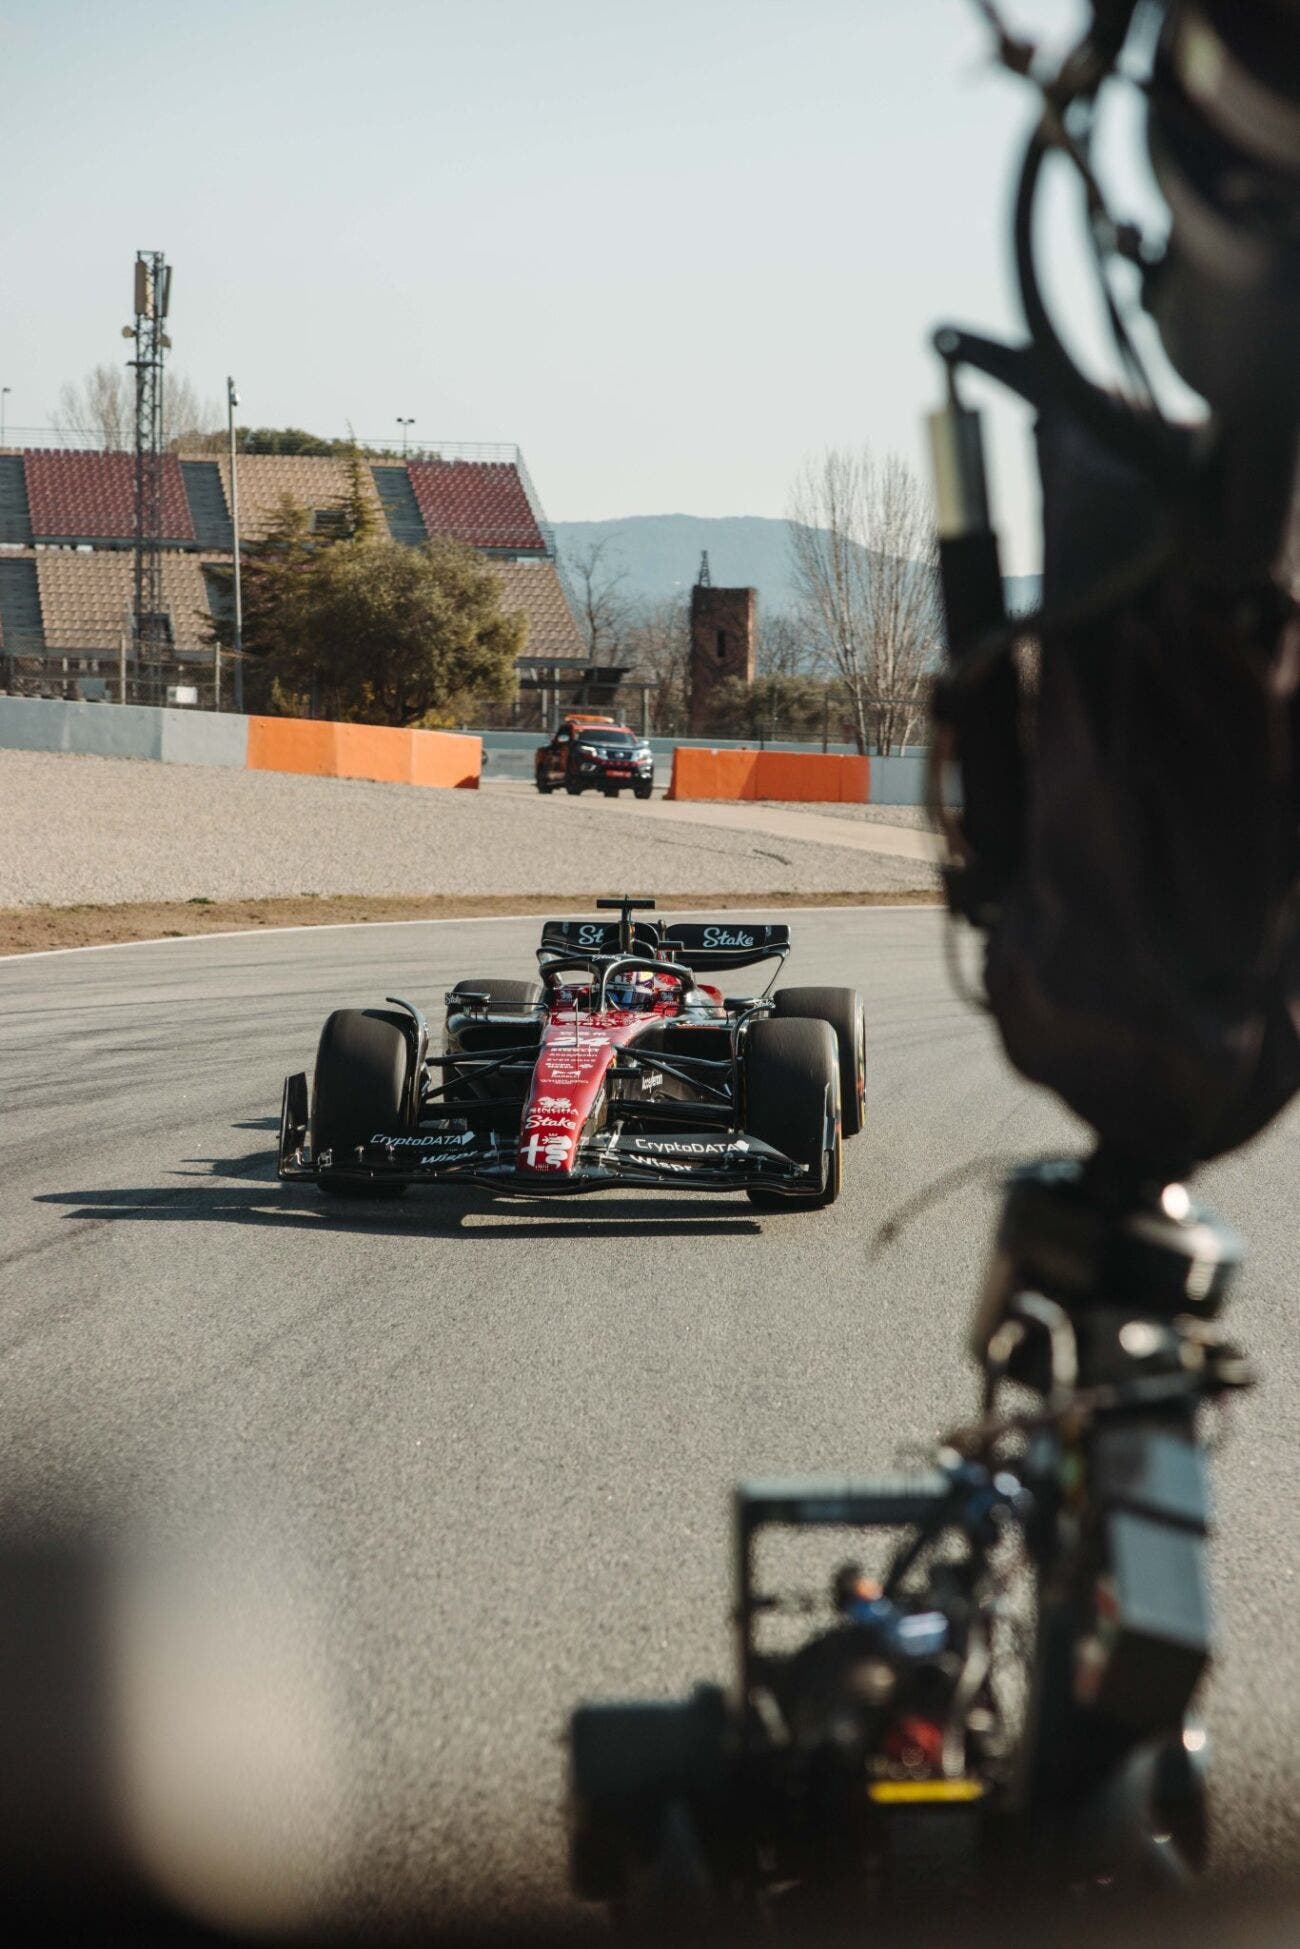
[37, 1139, 765, 1239]
[454, 1198, 761, 1238]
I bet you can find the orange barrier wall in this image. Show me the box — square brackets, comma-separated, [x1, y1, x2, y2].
[666, 747, 869, 803]
[246, 716, 481, 789]
[409, 728, 481, 790]
[664, 747, 760, 800]
[760, 751, 869, 803]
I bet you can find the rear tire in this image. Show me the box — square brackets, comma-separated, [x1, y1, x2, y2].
[743, 1017, 841, 1209]
[565, 779, 583, 795]
[536, 772, 554, 794]
[312, 1009, 412, 1200]
[774, 987, 867, 1136]
[446, 979, 544, 1104]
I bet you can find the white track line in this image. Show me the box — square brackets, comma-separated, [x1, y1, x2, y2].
[0, 904, 942, 965]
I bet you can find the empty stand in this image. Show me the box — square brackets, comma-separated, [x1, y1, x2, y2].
[161, 555, 218, 650]
[491, 560, 584, 658]
[3, 444, 588, 708]
[25, 451, 194, 544]
[0, 557, 43, 650]
[36, 551, 215, 652]
[407, 459, 545, 553]
[372, 466, 428, 545]
[36, 552, 134, 650]
[180, 460, 234, 549]
[0, 456, 34, 545]
[216, 454, 386, 542]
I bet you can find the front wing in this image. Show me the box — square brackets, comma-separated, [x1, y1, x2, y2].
[278, 1072, 818, 1198]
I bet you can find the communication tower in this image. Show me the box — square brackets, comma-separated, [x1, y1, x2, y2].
[126, 251, 172, 701]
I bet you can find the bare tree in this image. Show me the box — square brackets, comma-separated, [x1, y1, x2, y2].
[757, 609, 819, 679]
[787, 447, 941, 755]
[562, 538, 633, 664]
[624, 595, 692, 734]
[50, 362, 220, 449]
[51, 364, 132, 447]
[165, 373, 221, 449]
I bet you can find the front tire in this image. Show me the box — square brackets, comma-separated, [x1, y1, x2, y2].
[312, 1009, 413, 1200]
[743, 1017, 841, 1209]
[565, 778, 583, 795]
[536, 772, 554, 794]
[634, 781, 654, 799]
[774, 986, 866, 1137]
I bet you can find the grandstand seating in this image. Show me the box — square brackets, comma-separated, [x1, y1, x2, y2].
[36, 549, 216, 652]
[8, 450, 550, 557]
[2, 447, 584, 693]
[213, 454, 387, 542]
[408, 459, 545, 553]
[492, 560, 584, 658]
[25, 450, 194, 544]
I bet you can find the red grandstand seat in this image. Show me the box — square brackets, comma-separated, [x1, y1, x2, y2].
[406, 459, 545, 552]
[24, 450, 195, 544]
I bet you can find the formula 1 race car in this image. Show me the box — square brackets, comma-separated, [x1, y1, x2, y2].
[278, 898, 866, 1208]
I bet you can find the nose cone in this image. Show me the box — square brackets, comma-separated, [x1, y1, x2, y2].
[517, 1032, 618, 1174]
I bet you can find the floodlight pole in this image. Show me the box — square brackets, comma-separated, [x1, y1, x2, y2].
[0, 388, 9, 449]
[228, 378, 243, 712]
[397, 415, 414, 457]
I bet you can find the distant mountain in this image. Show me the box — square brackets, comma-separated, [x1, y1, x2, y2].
[552, 515, 798, 612]
[551, 513, 1039, 618]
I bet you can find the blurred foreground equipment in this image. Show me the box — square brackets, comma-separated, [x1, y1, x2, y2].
[930, 0, 1300, 1176]
[567, 2, 1292, 1928]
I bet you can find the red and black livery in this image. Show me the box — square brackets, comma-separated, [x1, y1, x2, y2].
[278, 898, 866, 1210]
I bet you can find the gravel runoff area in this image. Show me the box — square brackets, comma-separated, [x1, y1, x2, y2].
[2, 748, 936, 913]
[767, 802, 934, 830]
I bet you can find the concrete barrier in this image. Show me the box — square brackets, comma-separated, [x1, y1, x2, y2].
[0, 696, 482, 788]
[665, 746, 870, 803]
[868, 753, 930, 806]
[161, 707, 249, 769]
[0, 695, 168, 760]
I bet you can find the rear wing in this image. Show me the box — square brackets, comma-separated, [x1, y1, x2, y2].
[538, 917, 790, 973]
[539, 918, 663, 957]
[660, 923, 790, 972]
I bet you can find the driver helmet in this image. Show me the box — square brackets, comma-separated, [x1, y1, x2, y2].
[606, 977, 649, 1011]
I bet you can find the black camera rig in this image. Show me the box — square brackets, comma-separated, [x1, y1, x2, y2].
[569, 1155, 1252, 1922]
[568, 0, 1287, 1922]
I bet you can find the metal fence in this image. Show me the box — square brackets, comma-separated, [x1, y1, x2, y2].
[0, 637, 237, 711]
[0, 428, 528, 463]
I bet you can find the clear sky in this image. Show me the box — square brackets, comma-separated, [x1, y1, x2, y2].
[1, 0, 1173, 571]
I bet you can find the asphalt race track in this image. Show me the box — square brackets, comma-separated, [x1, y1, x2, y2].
[2, 910, 1298, 1936]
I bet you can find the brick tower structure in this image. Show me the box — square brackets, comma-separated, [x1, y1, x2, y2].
[688, 554, 756, 733]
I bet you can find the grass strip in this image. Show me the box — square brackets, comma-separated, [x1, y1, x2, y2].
[0, 889, 938, 956]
